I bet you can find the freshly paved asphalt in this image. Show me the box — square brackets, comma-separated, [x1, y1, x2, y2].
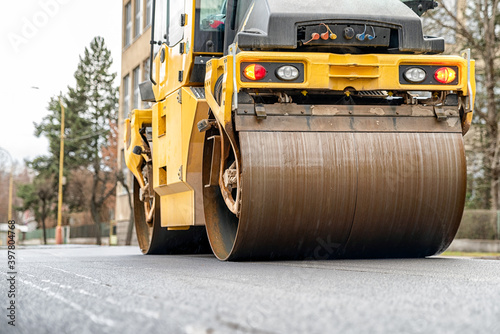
[1, 245, 499, 334]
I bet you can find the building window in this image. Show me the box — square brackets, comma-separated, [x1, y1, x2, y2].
[133, 66, 141, 110]
[134, 0, 142, 38]
[123, 74, 130, 118]
[124, 2, 132, 47]
[121, 149, 130, 195]
[145, 0, 152, 28]
[143, 57, 150, 82]
[142, 58, 151, 108]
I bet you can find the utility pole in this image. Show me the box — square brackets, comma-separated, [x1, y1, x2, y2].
[55, 98, 65, 245]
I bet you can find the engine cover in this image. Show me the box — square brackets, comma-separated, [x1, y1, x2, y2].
[235, 0, 444, 53]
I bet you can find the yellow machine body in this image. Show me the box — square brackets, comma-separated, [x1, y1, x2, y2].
[151, 88, 208, 228]
[123, 0, 476, 259]
[205, 51, 476, 133]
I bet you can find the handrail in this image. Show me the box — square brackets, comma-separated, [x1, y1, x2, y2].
[460, 48, 472, 112]
[149, 0, 157, 85]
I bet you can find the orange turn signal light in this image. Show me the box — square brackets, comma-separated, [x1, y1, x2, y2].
[434, 67, 457, 84]
[243, 64, 267, 81]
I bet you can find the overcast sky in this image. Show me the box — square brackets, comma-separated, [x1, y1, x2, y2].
[0, 0, 122, 166]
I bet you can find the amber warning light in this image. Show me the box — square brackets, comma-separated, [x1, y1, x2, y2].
[434, 67, 457, 84]
[243, 64, 267, 81]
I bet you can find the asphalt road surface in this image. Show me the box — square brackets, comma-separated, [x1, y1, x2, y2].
[1, 245, 499, 334]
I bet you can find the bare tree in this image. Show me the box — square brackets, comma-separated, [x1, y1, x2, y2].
[426, 0, 500, 210]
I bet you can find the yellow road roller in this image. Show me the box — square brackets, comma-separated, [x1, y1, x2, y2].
[124, 0, 475, 260]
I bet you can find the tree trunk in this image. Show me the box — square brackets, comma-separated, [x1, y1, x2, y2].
[41, 199, 48, 245]
[90, 163, 102, 245]
[482, 1, 500, 211]
[41, 217, 47, 245]
[491, 137, 499, 212]
[90, 201, 102, 245]
[95, 222, 102, 245]
[485, 51, 499, 211]
[488, 126, 499, 212]
[491, 175, 499, 212]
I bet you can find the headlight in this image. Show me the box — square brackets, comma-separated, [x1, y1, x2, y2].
[276, 65, 300, 81]
[404, 67, 427, 83]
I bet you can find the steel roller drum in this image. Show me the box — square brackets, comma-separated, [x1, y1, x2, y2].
[205, 130, 466, 261]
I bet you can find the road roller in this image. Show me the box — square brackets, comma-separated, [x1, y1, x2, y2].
[124, 0, 476, 260]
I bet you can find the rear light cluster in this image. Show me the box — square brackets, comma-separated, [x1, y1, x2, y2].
[243, 64, 300, 81]
[402, 66, 458, 85]
[276, 65, 300, 81]
[434, 67, 457, 84]
[403, 68, 426, 83]
[243, 64, 267, 81]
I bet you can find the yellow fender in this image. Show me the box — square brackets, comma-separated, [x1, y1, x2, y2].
[123, 109, 153, 189]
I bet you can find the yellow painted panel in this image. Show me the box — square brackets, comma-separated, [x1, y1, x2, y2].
[205, 51, 475, 134]
[183, 88, 210, 226]
[234, 52, 471, 93]
[181, 89, 197, 171]
[152, 102, 168, 190]
[161, 191, 194, 228]
[153, 87, 210, 227]
[164, 92, 183, 186]
[123, 109, 152, 189]
[205, 57, 232, 127]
